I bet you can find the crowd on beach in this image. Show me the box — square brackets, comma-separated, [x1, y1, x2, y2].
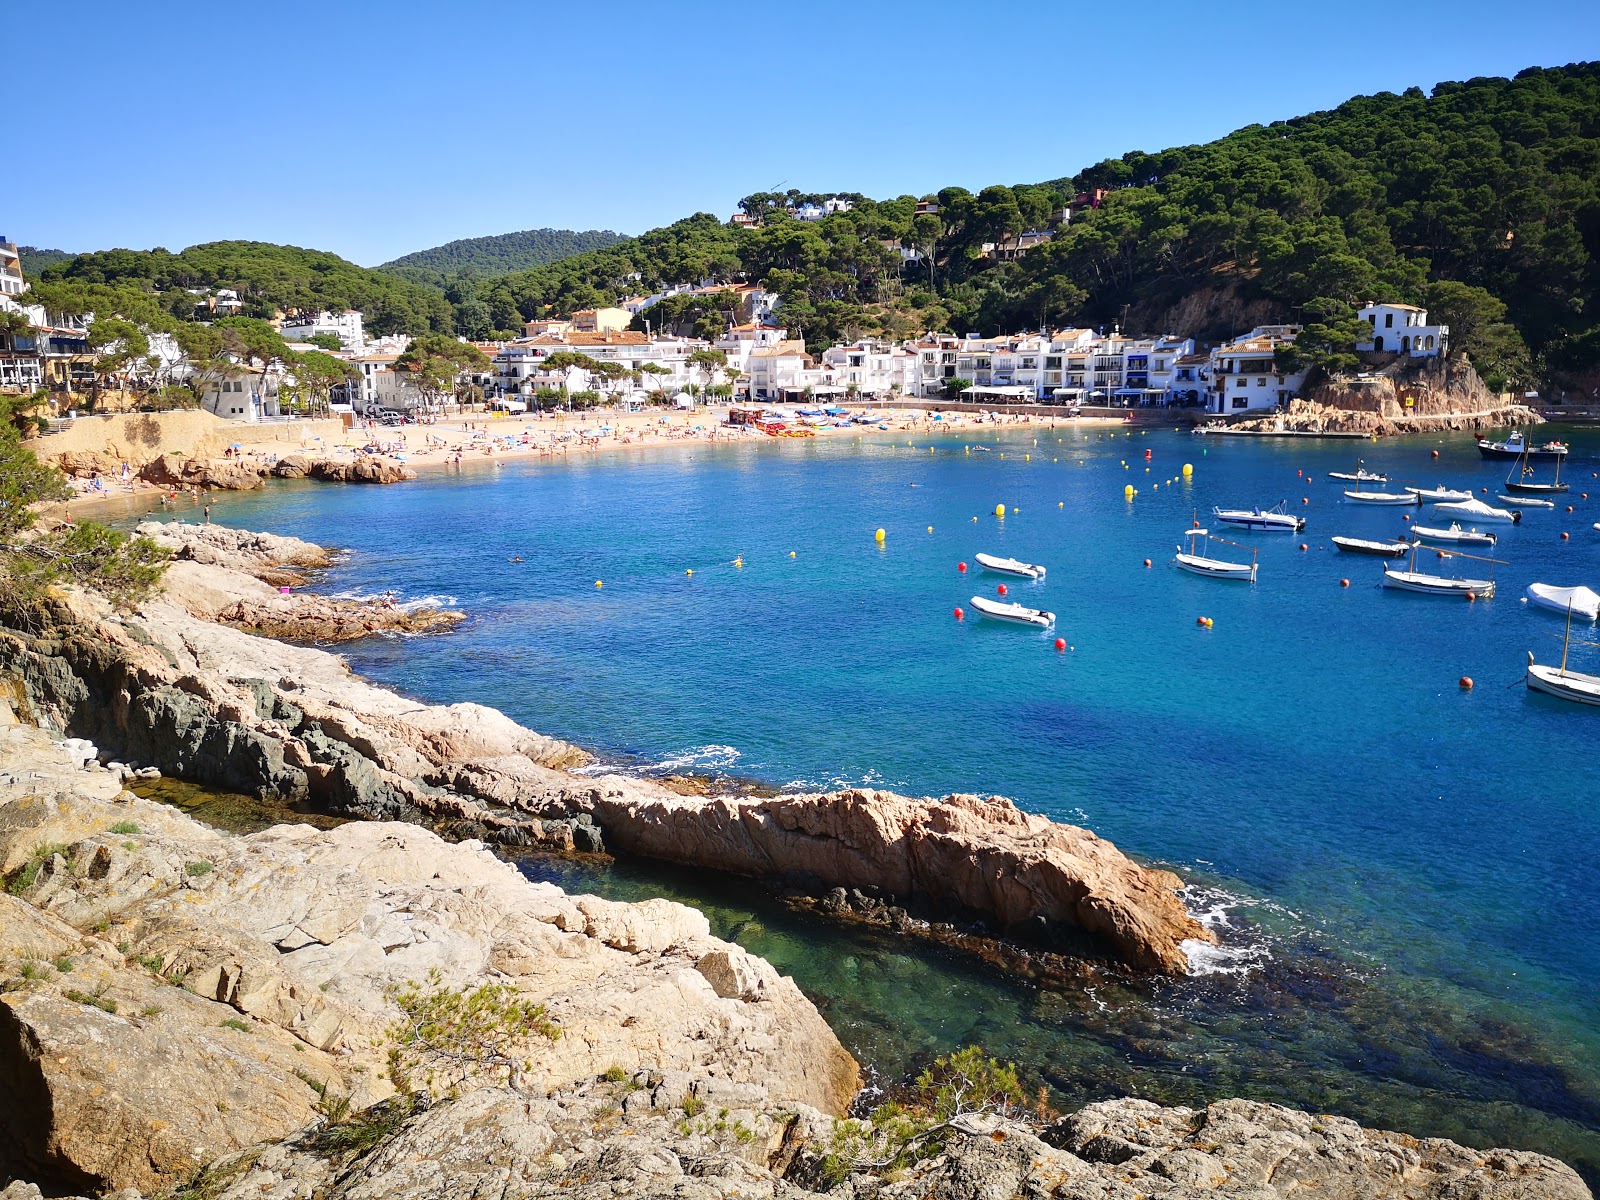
[61, 403, 1123, 506]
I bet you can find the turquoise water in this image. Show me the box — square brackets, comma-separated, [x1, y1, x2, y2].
[169, 425, 1600, 1176]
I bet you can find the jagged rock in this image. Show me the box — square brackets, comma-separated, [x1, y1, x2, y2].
[271, 454, 311, 478]
[137, 453, 266, 490]
[53, 450, 124, 479]
[307, 457, 415, 484]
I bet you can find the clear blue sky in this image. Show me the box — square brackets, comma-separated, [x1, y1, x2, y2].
[10, 0, 1596, 267]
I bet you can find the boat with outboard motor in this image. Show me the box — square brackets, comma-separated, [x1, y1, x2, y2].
[1328, 460, 1388, 483]
[1501, 494, 1555, 508]
[974, 552, 1046, 581]
[968, 595, 1055, 627]
[1343, 489, 1420, 505]
[1526, 604, 1600, 706]
[1174, 528, 1258, 581]
[1477, 431, 1569, 461]
[1212, 503, 1304, 532]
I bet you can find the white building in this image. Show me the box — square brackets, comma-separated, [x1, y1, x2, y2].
[1357, 302, 1448, 357]
[1207, 325, 1305, 414]
[815, 340, 919, 397]
[197, 364, 282, 422]
[791, 197, 853, 222]
[493, 330, 712, 401]
[0, 240, 25, 298]
[714, 323, 789, 374]
[281, 309, 366, 352]
[746, 340, 814, 400]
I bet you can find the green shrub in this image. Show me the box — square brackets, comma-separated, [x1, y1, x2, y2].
[64, 987, 118, 1014]
[385, 968, 559, 1095]
[220, 1017, 251, 1033]
[110, 821, 140, 835]
[185, 861, 213, 877]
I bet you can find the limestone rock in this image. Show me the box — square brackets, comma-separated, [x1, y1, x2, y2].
[271, 454, 311, 478]
[53, 450, 123, 479]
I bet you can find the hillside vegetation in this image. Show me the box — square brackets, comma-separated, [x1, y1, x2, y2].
[43, 241, 454, 336]
[16, 247, 74, 276]
[377, 227, 628, 289]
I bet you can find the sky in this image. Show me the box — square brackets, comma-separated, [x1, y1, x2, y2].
[9, 0, 1597, 267]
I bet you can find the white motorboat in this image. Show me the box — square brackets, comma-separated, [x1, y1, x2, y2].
[1331, 536, 1412, 557]
[1412, 523, 1497, 547]
[1343, 489, 1420, 505]
[974, 552, 1046, 581]
[1405, 486, 1473, 502]
[1526, 583, 1600, 621]
[1479, 431, 1568, 461]
[1382, 544, 1500, 598]
[1434, 497, 1521, 524]
[1212, 503, 1304, 532]
[1173, 529, 1258, 581]
[1328, 460, 1388, 483]
[1500, 494, 1554, 508]
[968, 594, 1055, 627]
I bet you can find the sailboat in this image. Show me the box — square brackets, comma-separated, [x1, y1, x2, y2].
[1503, 442, 1569, 495]
[1327, 459, 1389, 483]
[1173, 528, 1258, 581]
[1382, 544, 1501, 598]
[1526, 603, 1600, 706]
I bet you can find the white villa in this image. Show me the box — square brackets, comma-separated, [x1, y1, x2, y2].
[1357, 302, 1448, 357]
[1207, 325, 1305, 414]
[281, 309, 366, 352]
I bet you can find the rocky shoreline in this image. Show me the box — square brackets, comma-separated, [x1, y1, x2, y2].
[0, 523, 1591, 1198]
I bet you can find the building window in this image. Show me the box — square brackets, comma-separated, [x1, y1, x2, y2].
[1384, 314, 1394, 328]
[1232, 396, 1248, 409]
[1257, 377, 1266, 386]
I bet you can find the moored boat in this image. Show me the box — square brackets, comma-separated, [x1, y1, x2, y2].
[1412, 523, 1497, 547]
[1526, 583, 1600, 621]
[1173, 528, 1258, 581]
[968, 594, 1055, 627]
[1434, 496, 1520, 524]
[1405, 486, 1473, 502]
[1526, 605, 1600, 706]
[974, 552, 1046, 580]
[1331, 536, 1413, 557]
[1477, 431, 1569, 460]
[1503, 443, 1569, 494]
[1342, 489, 1420, 505]
[1328, 460, 1388, 483]
[1500, 494, 1555, 508]
[1212, 502, 1304, 532]
[1382, 544, 1500, 598]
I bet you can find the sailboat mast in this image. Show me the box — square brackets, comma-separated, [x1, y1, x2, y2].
[1562, 602, 1574, 675]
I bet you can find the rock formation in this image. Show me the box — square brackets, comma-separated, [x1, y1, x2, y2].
[307, 456, 416, 484]
[0, 719, 858, 1195]
[271, 454, 311, 478]
[138, 452, 267, 491]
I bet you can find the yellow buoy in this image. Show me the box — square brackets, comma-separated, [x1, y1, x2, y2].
[875, 528, 886, 542]
[595, 580, 603, 588]
[1058, 501, 1064, 508]
[1124, 484, 1135, 498]
[995, 504, 1005, 518]
[1182, 463, 1193, 476]
[1153, 482, 1159, 489]
[789, 551, 796, 558]
[927, 525, 934, 533]
[686, 569, 693, 576]
[1011, 507, 1018, 514]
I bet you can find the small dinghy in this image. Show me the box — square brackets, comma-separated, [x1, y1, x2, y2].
[1331, 536, 1413, 557]
[1500, 494, 1555, 508]
[968, 594, 1055, 627]
[1328, 460, 1388, 483]
[1526, 583, 1600, 621]
[1343, 489, 1420, 505]
[1382, 545, 1501, 598]
[1412, 523, 1497, 547]
[974, 552, 1045, 580]
[1526, 605, 1600, 706]
[1174, 528, 1258, 581]
[1212, 502, 1304, 532]
[1406, 486, 1473, 502]
[1435, 496, 1521, 524]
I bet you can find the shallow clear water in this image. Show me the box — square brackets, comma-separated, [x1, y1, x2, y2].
[153, 424, 1600, 1178]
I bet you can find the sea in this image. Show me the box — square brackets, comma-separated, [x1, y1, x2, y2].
[142, 422, 1600, 1181]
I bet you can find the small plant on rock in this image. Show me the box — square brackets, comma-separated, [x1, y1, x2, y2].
[110, 821, 140, 835]
[185, 861, 213, 877]
[385, 967, 560, 1096]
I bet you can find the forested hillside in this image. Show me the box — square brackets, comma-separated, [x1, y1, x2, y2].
[485, 63, 1599, 386]
[377, 227, 628, 289]
[16, 247, 74, 277]
[42, 241, 454, 335]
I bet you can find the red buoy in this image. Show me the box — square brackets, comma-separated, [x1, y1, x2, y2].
[1568, 505, 1576, 513]
[997, 584, 1008, 596]
[1431, 450, 1440, 458]
[1340, 578, 1350, 587]
[1302, 497, 1309, 504]
[1561, 531, 1571, 540]
[1300, 543, 1308, 552]
[1144, 449, 1152, 459]
[1054, 637, 1066, 651]
[1403, 514, 1412, 522]
[1459, 676, 1474, 690]
[1143, 558, 1152, 568]
[1466, 591, 1478, 602]
[957, 561, 968, 572]
[953, 607, 964, 621]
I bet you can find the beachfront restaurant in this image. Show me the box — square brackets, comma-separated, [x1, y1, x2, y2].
[963, 385, 1036, 406]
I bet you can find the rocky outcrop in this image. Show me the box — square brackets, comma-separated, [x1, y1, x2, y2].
[136, 521, 332, 577]
[307, 456, 415, 484]
[52, 451, 123, 480]
[45, 1084, 1588, 1200]
[138, 452, 267, 490]
[271, 454, 311, 478]
[0, 720, 859, 1194]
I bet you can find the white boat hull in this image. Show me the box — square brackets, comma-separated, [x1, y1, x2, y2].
[974, 552, 1045, 580]
[1406, 487, 1473, 502]
[1328, 472, 1388, 483]
[1383, 570, 1495, 597]
[1500, 495, 1554, 508]
[1343, 490, 1419, 505]
[1527, 663, 1600, 706]
[968, 595, 1055, 627]
[1331, 537, 1412, 557]
[1174, 553, 1256, 581]
[1412, 524, 1497, 547]
[1212, 507, 1303, 532]
[1526, 584, 1600, 621]
[1435, 499, 1520, 524]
